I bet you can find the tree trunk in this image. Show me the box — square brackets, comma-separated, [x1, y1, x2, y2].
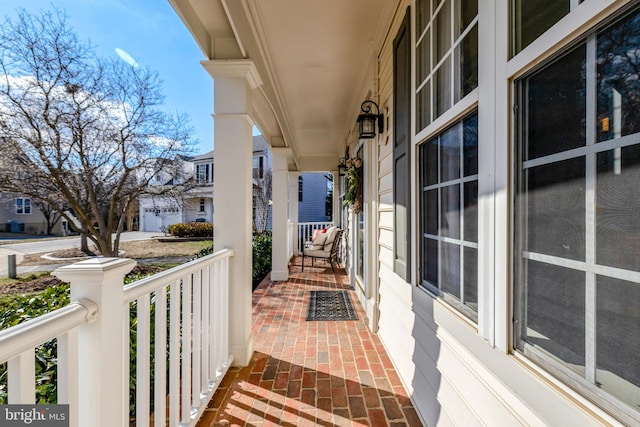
[80, 230, 89, 252]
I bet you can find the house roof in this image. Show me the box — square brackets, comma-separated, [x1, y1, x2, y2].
[187, 135, 269, 161]
[169, 0, 399, 172]
[190, 150, 213, 162]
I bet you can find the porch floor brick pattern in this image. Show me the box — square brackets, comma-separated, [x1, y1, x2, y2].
[196, 257, 422, 426]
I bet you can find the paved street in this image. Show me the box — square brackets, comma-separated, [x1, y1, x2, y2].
[0, 231, 162, 276]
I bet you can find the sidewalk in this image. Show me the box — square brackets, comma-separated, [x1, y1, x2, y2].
[0, 247, 70, 277]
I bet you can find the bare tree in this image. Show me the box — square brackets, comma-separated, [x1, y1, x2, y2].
[253, 169, 272, 233]
[31, 199, 63, 235]
[0, 9, 195, 256]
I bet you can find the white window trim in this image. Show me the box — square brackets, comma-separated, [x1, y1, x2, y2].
[15, 197, 31, 215]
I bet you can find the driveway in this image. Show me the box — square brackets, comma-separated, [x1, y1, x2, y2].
[0, 231, 162, 276]
[0, 231, 162, 255]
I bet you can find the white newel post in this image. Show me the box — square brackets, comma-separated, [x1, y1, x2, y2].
[53, 257, 136, 427]
[288, 172, 300, 253]
[271, 148, 290, 281]
[202, 59, 261, 366]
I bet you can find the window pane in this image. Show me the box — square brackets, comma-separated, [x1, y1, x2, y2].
[455, 0, 477, 36]
[440, 184, 460, 239]
[426, 189, 438, 235]
[423, 133, 438, 186]
[464, 181, 478, 243]
[525, 260, 585, 371]
[417, 28, 431, 85]
[435, 54, 452, 119]
[526, 158, 585, 260]
[512, 0, 570, 55]
[463, 247, 477, 311]
[596, 145, 640, 271]
[463, 113, 478, 176]
[440, 122, 460, 182]
[425, 238, 438, 285]
[596, 10, 640, 142]
[434, 0, 451, 65]
[526, 43, 586, 160]
[596, 275, 640, 409]
[417, 80, 431, 132]
[417, 0, 431, 33]
[441, 241, 460, 298]
[455, 23, 478, 102]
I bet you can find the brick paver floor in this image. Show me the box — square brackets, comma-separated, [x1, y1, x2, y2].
[196, 257, 422, 426]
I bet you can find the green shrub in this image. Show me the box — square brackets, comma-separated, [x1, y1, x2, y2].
[252, 231, 272, 289]
[167, 222, 213, 237]
[192, 232, 271, 290]
[191, 244, 214, 260]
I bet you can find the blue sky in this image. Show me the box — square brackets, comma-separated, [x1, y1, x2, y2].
[0, 0, 214, 154]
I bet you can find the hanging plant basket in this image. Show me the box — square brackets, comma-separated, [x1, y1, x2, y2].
[343, 158, 363, 214]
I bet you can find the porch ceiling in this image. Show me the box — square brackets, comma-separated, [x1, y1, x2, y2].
[170, 0, 399, 171]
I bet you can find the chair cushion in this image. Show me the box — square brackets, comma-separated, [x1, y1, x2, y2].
[323, 227, 338, 252]
[313, 231, 328, 246]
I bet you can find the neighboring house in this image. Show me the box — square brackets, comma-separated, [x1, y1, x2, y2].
[139, 135, 272, 232]
[0, 193, 68, 235]
[173, 2, 640, 426]
[297, 172, 332, 223]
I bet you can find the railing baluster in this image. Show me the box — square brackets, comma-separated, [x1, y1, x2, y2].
[181, 274, 192, 424]
[57, 331, 79, 427]
[122, 298, 131, 427]
[222, 256, 230, 364]
[169, 281, 180, 427]
[154, 286, 167, 427]
[201, 264, 211, 394]
[215, 259, 224, 375]
[136, 294, 151, 427]
[7, 350, 35, 404]
[192, 269, 202, 409]
[210, 261, 219, 384]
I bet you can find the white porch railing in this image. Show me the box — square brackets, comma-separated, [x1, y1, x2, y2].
[287, 220, 294, 261]
[0, 249, 233, 427]
[297, 221, 334, 253]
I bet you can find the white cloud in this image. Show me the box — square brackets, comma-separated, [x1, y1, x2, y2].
[115, 48, 139, 67]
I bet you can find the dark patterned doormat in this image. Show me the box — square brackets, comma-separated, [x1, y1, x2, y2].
[306, 290, 358, 321]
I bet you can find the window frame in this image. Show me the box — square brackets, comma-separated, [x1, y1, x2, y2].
[512, 6, 640, 423]
[15, 197, 31, 215]
[416, 0, 478, 132]
[418, 110, 479, 321]
[196, 163, 210, 184]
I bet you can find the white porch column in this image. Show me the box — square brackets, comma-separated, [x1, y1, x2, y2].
[202, 60, 262, 366]
[288, 172, 300, 253]
[331, 170, 340, 226]
[271, 148, 290, 281]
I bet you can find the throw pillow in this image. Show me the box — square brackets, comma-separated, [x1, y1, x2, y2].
[313, 231, 328, 246]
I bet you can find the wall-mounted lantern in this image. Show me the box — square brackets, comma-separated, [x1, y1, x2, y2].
[357, 100, 383, 139]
